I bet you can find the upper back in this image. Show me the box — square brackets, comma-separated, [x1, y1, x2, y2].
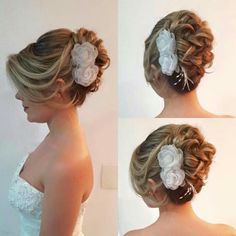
[125, 222, 236, 236]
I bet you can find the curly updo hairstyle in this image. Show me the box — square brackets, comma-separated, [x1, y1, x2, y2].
[130, 124, 216, 206]
[6, 28, 110, 107]
[144, 10, 214, 93]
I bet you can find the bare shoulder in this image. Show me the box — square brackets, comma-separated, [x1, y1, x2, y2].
[42, 138, 92, 184]
[213, 224, 236, 235]
[203, 113, 234, 118]
[51, 153, 90, 176]
[46, 146, 92, 183]
[217, 114, 235, 118]
[36, 131, 93, 200]
[42, 150, 93, 202]
[44, 132, 92, 177]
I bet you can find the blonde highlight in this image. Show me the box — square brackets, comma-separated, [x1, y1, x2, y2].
[6, 27, 110, 107]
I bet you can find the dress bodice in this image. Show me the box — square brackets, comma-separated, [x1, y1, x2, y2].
[8, 155, 86, 236]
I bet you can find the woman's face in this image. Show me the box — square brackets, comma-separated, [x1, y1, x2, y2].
[15, 90, 58, 123]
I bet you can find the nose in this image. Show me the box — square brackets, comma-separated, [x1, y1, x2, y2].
[15, 91, 23, 101]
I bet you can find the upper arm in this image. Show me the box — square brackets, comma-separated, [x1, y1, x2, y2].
[39, 157, 90, 236]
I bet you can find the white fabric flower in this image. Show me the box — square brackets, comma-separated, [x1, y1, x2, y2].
[156, 29, 178, 76]
[71, 42, 98, 67]
[71, 42, 99, 86]
[72, 65, 99, 87]
[158, 144, 183, 169]
[158, 54, 178, 76]
[156, 29, 176, 54]
[157, 144, 185, 190]
[160, 168, 185, 190]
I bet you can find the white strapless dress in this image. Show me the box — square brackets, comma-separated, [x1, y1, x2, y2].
[8, 155, 86, 236]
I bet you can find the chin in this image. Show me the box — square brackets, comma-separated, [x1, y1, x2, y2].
[27, 117, 38, 123]
[26, 115, 47, 123]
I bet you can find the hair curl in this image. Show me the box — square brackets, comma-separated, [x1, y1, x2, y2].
[144, 10, 214, 93]
[6, 28, 110, 107]
[130, 124, 216, 206]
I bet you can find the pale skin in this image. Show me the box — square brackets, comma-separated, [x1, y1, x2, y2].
[150, 65, 234, 118]
[15, 79, 93, 236]
[124, 179, 236, 236]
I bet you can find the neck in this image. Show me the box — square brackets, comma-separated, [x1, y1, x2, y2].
[47, 106, 81, 137]
[159, 202, 197, 220]
[158, 90, 211, 118]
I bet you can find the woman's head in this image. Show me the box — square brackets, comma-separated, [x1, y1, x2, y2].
[6, 27, 110, 108]
[144, 10, 214, 95]
[130, 124, 216, 207]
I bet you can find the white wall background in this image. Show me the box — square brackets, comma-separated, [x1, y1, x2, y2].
[118, 0, 236, 117]
[0, 0, 117, 235]
[118, 118, 236, 235]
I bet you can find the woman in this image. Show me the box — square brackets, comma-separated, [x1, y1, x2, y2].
[7, 27, 110, 236]
[144, 10, 233, 118]
[126, 124, 236, 235]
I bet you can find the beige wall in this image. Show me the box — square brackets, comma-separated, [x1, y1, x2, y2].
[0, 0, 117, 235]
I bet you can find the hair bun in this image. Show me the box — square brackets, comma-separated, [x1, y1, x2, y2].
[172, 125, 216, 194]
[172, 12, 214, 91]
[144, 10, 214, 93]
[166, 181, 194, 204]
[130, 124, 216, 207]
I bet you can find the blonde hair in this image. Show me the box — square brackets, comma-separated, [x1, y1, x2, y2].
[144, 10, 214, 93]
[130, 124, 216, 206]
[6, 28, 110, 107]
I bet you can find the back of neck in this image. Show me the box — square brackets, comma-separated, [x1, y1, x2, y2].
[158, 91, 212, 118]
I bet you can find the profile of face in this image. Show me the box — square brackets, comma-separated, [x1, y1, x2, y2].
[15, 89, 62, 123]
[144, 10, 214, 97]
[6, 28, 110, 116]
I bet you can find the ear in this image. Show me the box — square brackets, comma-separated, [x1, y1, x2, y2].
[147, 178, 167, 204]
[55, 78, 66, 98]
[147, 178, 159, 193]
[150, 64, 161, 82]
[142, 178, 161, 208]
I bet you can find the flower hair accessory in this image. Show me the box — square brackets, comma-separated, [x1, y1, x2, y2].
[156, 29, 194, 91]
[71, 42, 99, 87]
[156, 29, 178, 76]
[157, 144, 185, 190]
